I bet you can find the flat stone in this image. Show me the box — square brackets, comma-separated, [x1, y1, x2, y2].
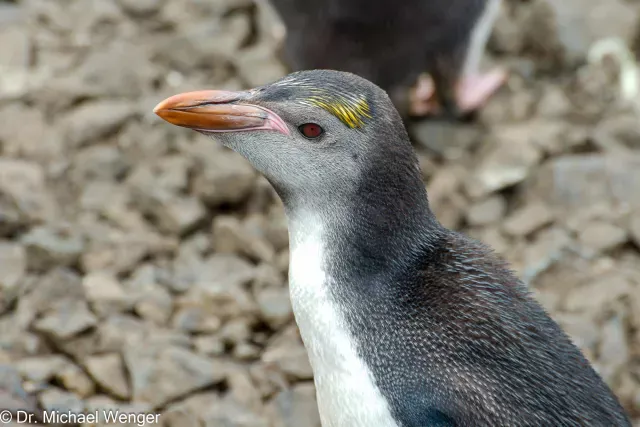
[33, 299, 98, 341]
[234, 43, 287, 87]
[16, 355, 71, 383]
[466, 129, 542, 198]
[56, 363, 95, 398]
[630, 216, 640, 249]
[262, 327, 313, 380]
[85, 395, 152, 426]
[124, 344, 227, 408]
[554, 314, 599, 352]
[213, 215, 276, 263]
[578, 221, 628, 255]
[564, 274, 632, 313]
[0, 159, 57, 229]
[0, 241, 26, 308]
[544, 0, 639, 64]
[465, 196, 507, 227]
[0, 364, 40, 415]
[154, 195, 207, 235]
[85, 353, 130, 399]
[174, 254, 257, 319]
[83, 272, 129, 316]
[597, 314, 629, 382]
[117, 0, 165, 16]
[521, 228, 572, 283]
[62, 100, 138, 148]
[190, 143, 256, 207]
[411, 120, 481, 160]
[503, 202, 555, 237]
[201, 396, 269, 427]
[525, 154, 640, 212]
[193, 335, 225, 356]
[171, 306, 222, 334]
[267, 383, 321, 427]
[15, 268, 85, 330]
[38, 388, 84, 413]
[255, 287, 293, 329]
[21, 224, 84, 272]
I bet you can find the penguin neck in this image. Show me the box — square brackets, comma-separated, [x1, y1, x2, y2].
[284, 161, 442, 281]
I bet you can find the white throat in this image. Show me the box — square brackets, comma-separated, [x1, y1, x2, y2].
[287, 213, 398, 427]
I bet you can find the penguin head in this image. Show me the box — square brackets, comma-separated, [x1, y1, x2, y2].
[154, 69, 418, 208]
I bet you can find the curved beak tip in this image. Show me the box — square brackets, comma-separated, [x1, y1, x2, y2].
[152, 90, 290, 135]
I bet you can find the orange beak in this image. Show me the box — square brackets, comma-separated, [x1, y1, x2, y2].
[153, 90, 289, 135]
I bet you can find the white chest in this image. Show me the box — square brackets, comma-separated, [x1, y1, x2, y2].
[288, 221, 399, 427]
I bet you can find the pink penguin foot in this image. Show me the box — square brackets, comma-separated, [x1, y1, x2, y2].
[409, 68, 508, 117]
[457, 68, 508, 113]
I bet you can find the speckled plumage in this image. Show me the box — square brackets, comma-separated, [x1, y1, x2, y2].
[156, 70, 632, 427]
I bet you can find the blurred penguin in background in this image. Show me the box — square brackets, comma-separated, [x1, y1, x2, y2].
[266, 0, 507, 119]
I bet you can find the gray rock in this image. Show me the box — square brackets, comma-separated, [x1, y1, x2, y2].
[598, 314, 629, 382]
[116, 0, 165, 16]
[544, 0, 639, 65]
[85, 395, 152, 426]
[155, 195, 207, 236]
[503, 202, 555, 237]
[0, 364, 40, 415]
[189, 142, 257, 206]
[255, 287, 293, 329]
[465, 196, 507, 227]
[82, 272, 129, 316]
[126, 265, 174, 325]
[174, 254, 257, 319]
[234, 43, 287, 87]
[526, 154, 640, 212]
[411, 121, 481, 160]
[0, 159, 57, 230]
[16, 268, 85, 330]
[466, 129, 542, 198]
[578, 221, 628, 255]
[16, 355, 71, 383]
[33, 299, 98, 341]
[152, 17, 249, 71]
[630, 216, 640, 249]
[0, 241, 26, 310]
[193, 335, 226, 357]
[21, 224, 84, 271]
[62, 100, 138, 148]
[213, 215, 276, 263]
[89, 315, 190, 357]
[85, 353, 130, 399]
[123, 344, 227, 408]
[74, 40, 158, 98]
[171, 305, 222, 334]
[554, 314, 599, 352]
[267, 383, 321, 427]
[202, 396, 269, 427]
[71, 145, 129, 183]
[262, 327, 313, 380]
[162, 392, 220, 427]
[521, 228, 572, 283]
[38, 388, 84, 413]
[127, 160, 206, 235]
[56, 363, 95, 398]
[564, 275, 632, 313]
[79, 218, 177, 275]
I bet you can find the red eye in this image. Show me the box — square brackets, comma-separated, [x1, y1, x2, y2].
[298, 123, 324, 139]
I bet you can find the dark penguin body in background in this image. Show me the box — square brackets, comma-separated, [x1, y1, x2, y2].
[268, 0, 506, 118]
[154, 70, 631, 426]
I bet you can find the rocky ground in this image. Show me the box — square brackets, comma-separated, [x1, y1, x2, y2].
[0, 0, 639, 425]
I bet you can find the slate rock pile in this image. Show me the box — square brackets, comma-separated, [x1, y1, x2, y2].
[0, 0, 639, 425]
